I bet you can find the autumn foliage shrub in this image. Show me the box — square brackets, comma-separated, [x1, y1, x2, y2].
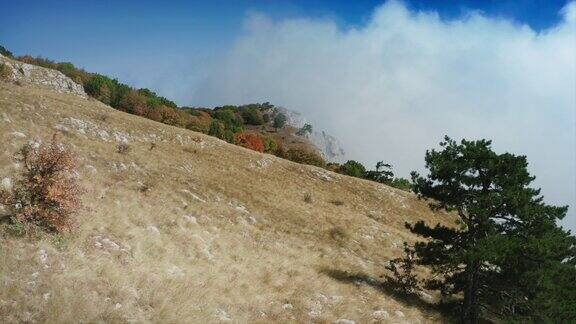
[118, 90, 148, 116]
[0, 137, 83, 233]
[286, 147, 326, 167]
[234, 132, 265, 152]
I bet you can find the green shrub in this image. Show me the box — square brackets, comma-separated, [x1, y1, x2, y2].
[339, 160, 366, 178]
[5, 219, 26, 236]
[208, 120, 225, 139]
[213, 109, 243, 133]
[296, 123, 313, 136]
[389, 178, 411, 191]
[0, 63, 11, 80]
[84, 74, 116, 105]
[273, 113, 287, 129]
[286, 147, 326, 167]
[0, 45, 13, 58]
[138, 88, 177, 108]
[263, 137, 277, 153]
[241, 108, 264, 125]
[364, 161, 393, 183]
[385, 242, 419, 296]
[17, 55, 56, 69]
[56, 62, 76, 75]
[363, 162, 411, 191]
[223, 130, 235, 143]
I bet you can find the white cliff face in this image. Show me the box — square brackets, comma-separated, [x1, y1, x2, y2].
[0, 54, 86, 97]
[277, 107, 347, 163]
[310, 131, 346, 163]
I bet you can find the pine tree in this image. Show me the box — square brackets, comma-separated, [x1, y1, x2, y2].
[272, 113, 287, 130]
[408, 136, 575, 323]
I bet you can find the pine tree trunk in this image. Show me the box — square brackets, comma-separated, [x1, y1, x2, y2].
[462, 261, 480, 324]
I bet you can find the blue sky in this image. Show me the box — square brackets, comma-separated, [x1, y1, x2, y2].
[0, 0, 571, 92]
[1, 1, 575, 231]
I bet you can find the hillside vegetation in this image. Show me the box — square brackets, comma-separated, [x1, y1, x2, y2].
[0, 61, 451, 322]
[1, 52, 327, 166]
[1, 51, 410, 189]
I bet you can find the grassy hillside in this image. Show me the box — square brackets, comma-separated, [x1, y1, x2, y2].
[0, 64, 452, 323]
[1, 52, 325, 166]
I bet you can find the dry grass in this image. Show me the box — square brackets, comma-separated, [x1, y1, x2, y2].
[0, 81, 454, 323]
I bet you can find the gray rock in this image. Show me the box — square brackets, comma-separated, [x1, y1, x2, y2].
[0, 54, 86, 97]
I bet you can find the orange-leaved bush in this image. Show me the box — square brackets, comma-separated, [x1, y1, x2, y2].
[234, 132, 265, 152]
[0, 136, 84, 232]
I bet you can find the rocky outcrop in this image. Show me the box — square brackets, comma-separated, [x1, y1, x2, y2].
[310, 131, 346, 163]
[277, 107, 347, 163]
[0, 53, 86, 97]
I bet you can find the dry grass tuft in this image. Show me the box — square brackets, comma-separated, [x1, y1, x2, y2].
[329, 226, 348, 243]
[330, 199, 345, 206]
[116, 142, 131, 154]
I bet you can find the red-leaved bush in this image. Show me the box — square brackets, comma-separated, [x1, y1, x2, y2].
[0, 136, 83, 232]
[234, 132, 265, 152]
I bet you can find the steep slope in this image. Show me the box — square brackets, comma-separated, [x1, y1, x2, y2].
[0, 67, 451, 323]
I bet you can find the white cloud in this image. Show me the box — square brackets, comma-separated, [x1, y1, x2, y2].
[193, 1, 576, 231]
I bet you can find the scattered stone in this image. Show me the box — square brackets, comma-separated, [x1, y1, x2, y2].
[215, 308, 231, 321]
[373, 310, 389, 319]
[1, 177, 11, 190]
[419, 291, 434, 302]
[182, 189, 207, 203]
[28, 140, 41, 149]
[235, 205, 249, 214]
[147, 226, 160, 235]
[282, 303, 293, 310]
[97, 130, 110, 141]
[54, 124, 69, 133]
[313, 169, 334, 181]
[27, 281, 37, 289]
[184, 215, 197, 224]
[394, 310, 405, 318]
[11, 131, 26, 138]
[2, 113, 12, 123]
[166, 265, 184, 276]
[92, 235, 124, 251]
[247, 215, 257, 224]
[334, 319, 355, 324]
[252, 158, 271, 169]
[101, 238, 119, 250]
[308, 310, 321, 318]
[39, 249, 48, 264]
